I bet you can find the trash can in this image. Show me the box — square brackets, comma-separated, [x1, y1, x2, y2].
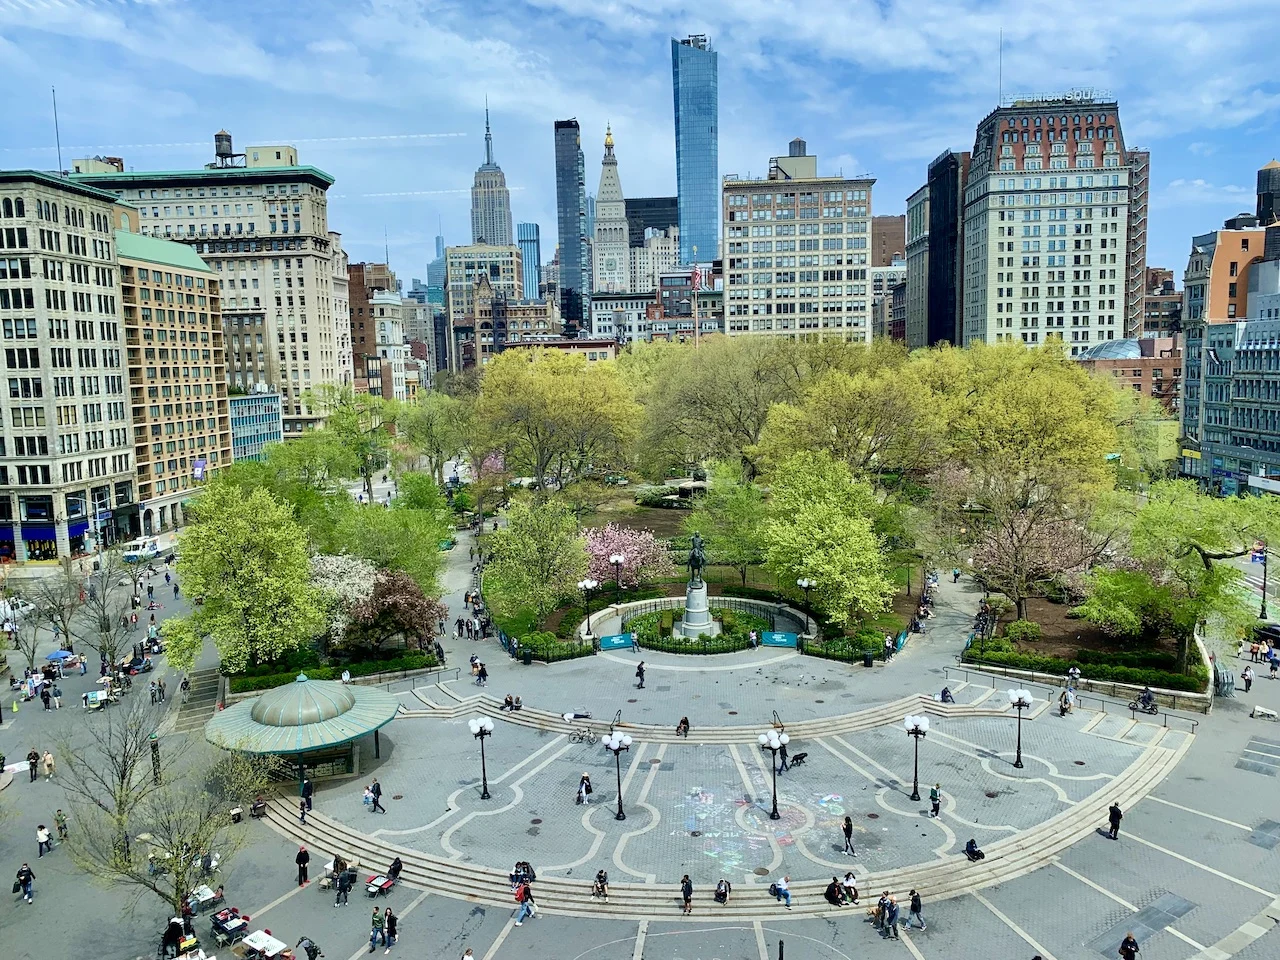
[863, 651, 874, 668]
[522, 649, 532, 666]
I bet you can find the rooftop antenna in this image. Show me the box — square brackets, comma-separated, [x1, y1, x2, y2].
[384, 226, 390, 265]
[51, 86, 63, 174]
[998, 29, 1003, 106]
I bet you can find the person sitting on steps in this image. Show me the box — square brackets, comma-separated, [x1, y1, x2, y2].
[676, 716, 690, 738]
[965, 838, 985, 861]
[592, 870, 609, 901]
[714, 879, 731, 904]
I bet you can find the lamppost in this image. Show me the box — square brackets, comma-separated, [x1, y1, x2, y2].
[610, 553, 625, 605]
[64, 493, 104, 573]
[601, 730, 633, 821]
[796, 578, 815, 634]
[1259, 541, 1269, 619]
[1006, 690, 1033, 769]
[757, 730, 790, 820]
[903, 714, 929, 801]
[578, 578, 599, 636]
[468, 716, 495, 799]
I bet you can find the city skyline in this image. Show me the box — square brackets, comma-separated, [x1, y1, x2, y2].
[1, 1, 1277, 280]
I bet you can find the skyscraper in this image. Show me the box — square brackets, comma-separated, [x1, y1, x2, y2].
[593, 126, 631, 292]
[471, 105, 514, 246]
[517, 223, 542, 299]
[554, 119, 589, 327]
[672, 34, 719, 265]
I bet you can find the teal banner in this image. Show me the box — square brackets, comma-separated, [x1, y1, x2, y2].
[598, 633, 633, 651]
[761, 632, 798, 648]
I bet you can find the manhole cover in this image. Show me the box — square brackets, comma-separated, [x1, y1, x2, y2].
[728, 710, 738, 715]
[867, 813, 879, 819]
[392, 794, 403, 800]
[690, 830, 702, 837]
[815, 699, 824, 704]
[627, 699, 638, 704]
[985, 791, 999, 798]
[1074, 760, 1086, 766]
[530, 819, 542, 825]
[649, 758, 661, 765]
[753, 867, 770, 876]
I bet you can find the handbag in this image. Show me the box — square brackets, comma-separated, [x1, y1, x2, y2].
[768, 883, 778, 897]
[585, 782, 592, 795]
[13, 880, 21, 894]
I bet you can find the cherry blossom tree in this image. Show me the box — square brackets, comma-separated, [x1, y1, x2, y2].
[584, 523, 677, 589]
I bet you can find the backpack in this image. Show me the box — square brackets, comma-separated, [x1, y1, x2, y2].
[514, 883, 528, 902]
[768, 883, 778, 897]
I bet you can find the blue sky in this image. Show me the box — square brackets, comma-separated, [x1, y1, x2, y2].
[2, 0, 1278, 282]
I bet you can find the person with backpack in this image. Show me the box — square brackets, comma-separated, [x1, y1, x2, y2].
[680, 875, 693, 914]
[513, 878, 535, 925]
[635, 662, 645, 689]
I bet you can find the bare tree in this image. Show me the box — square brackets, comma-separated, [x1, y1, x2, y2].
[11, 610, 42, 672]
[28, 560, 85, 649]
[77, 550, 140, 667]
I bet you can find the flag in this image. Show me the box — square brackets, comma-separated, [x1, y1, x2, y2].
[691, 264, 702, 292]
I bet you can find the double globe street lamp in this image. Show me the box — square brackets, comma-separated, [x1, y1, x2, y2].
[797, 578, 815, 634]
[903, 714, 930, 801]
[758, 729, 790, 820]
[1006, 689, 1033, 769]
[577, 578, 600, 637]
[468, 716, 495, 799]
[610, 554, 626, 605]
[601, 731, 633, 821]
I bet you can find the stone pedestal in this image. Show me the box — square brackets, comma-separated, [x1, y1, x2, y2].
[673, 580, 721, 639]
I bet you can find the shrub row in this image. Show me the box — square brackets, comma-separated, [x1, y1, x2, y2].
[803, 629, 885, 663]
[962, 638, 1207, 692]
[518, 631, 595, 663]
[229, 652, 437, 693]
[625, 606, 772, 654]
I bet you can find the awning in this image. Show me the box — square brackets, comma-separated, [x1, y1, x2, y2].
[21, 524, 56, 540]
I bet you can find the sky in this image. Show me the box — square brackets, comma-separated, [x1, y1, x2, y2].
[2, 0, 1279, 284]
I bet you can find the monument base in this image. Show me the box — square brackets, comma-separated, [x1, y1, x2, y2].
[673, 580, 721, 639]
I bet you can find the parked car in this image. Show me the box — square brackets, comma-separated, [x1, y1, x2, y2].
[0, 596, 35, 621]
[121, 538, 160, 563]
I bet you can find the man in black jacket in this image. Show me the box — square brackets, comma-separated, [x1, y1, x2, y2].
[296, 845, 310, 886]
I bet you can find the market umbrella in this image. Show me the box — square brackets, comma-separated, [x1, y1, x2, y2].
[46, 650, 73, 661]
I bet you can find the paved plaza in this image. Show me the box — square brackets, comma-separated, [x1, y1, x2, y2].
[2, 529, 1278, 960]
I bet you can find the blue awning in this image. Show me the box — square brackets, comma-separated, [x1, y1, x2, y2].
[69, 520, 89, 538]
[21, 524, 55, 540]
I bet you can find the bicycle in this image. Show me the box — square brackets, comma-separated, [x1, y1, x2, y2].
[568, 726, 594, 744]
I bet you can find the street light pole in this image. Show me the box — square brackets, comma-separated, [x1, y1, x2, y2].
[610, 553, 625, 606]
[602, 731, 633, 820]
[1007, 690, 1032, 769]
[578, 578, 599, 637]
[758, 730, 789, 820]
[468, 716, 494, 799]
[796, 578, 815, 635]
[903, 715, 929, 801]
[1262, 543, 1269, 620]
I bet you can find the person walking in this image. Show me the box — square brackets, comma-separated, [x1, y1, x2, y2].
[777, 741, 789, 774]
[884, 896, 901, 939]
[40, 687, 51, 711]
[513, 878, 535, 925]
[680, 874, 693, 914]
[54, 810, 68, 841]
[26, 748, 38, 782]
[842, 816, 856, 855]
[302, 778, 314, 812]
[51, 685, 61, 709]
[1108, 801, 1123, 840]
[173, 582, 180, 599]
[929, 783, 941, 818]
[157, 678, 166, 703]
[15, 863, 34, 903]
[635, 662, 645, 689]
[383, 907, 398, 953]
[334, 868, 352, 907]
[370, 778, 386, 814]
[1119, 932, 1140, 960]
[577, 773, 592, 805]
[773, 875, 792, 909]
[36, 825, 51, 858]
[908, 889, 926, 929]
[952, 567, 961, 583]
[42, 750, 54, 781]
[296, 845, 311, 886]
[368, 906, 386, 951]
[299, 799, 308, 825]
[147, 584, 154, 601]
[1242, 665, 1254, 693]
[150, 681, 157, 704]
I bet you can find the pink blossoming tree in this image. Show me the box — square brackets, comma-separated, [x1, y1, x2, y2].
[584, 523, 678, 589]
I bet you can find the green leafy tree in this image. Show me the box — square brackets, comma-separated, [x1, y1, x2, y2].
[164, 484, 324, 673]
[396, 392, 465, 483]
[309, 386, 394, 502]
[392, 472, 450, 517]
[334, 500, 448, 594]
[761, 452, 895, 627]
[488, 498, 588, 619]
[684, 462, 766, 586]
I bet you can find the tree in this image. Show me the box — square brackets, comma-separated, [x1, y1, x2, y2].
[684, 462, 766, 586]
[309, 386, 394, 502]
[477, 349, 639, 489]
[346, 572, 446, 652]
[78, 550, 140, 667]
[761, 452, 896, 626]
[28, 561, 84, 649]
[310, 554, 379, 645]
[10, 611, 41, 672]
[164, 484, 323, 674]
[487, 498, 587, 619]
[392, 472, 451, 518]
[396, 392, 465, 483]
[333, 500, 448, 595]
[583, 524, 677, 588]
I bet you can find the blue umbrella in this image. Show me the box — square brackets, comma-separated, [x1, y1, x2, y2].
[46, 650, 73, 661]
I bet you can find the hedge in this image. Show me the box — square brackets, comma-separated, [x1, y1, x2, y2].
[229, 652, 437, 693]
[962, 638, 1208, 693]
[626, 606, 771, 654]
[804, 629, 885, 663]
[518, 631, 595, 663]
[1004, 620, 1042, 643]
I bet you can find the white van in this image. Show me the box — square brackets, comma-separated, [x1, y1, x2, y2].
[122, 538, 160, 563]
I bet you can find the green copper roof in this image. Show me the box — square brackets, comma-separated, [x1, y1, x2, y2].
[72, 164, 335, 188]
[114, 230, 212, 273]
[0, 169, 127, 203]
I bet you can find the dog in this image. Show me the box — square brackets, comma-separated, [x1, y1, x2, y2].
[789, 752, 808, 767]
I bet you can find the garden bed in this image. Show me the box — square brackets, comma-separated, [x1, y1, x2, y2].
[228, 652, 438, 693]
[626, 606, 771, 654]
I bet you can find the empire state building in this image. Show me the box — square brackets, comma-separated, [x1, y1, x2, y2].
[470, 105, 514, 246]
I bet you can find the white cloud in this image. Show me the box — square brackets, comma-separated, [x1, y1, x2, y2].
[1157, 178, 1253, 207]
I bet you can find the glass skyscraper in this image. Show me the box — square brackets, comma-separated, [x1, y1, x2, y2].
[517, 222, 542, 300]
[554, 119, 589, 326]
[672, 34, 718, 265]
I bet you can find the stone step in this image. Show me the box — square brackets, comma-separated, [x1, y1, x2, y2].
[259, 728, 1191, 920]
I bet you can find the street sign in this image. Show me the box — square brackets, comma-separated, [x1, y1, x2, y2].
[760, 632, 798, 648]
[598, 633, 632, 651]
